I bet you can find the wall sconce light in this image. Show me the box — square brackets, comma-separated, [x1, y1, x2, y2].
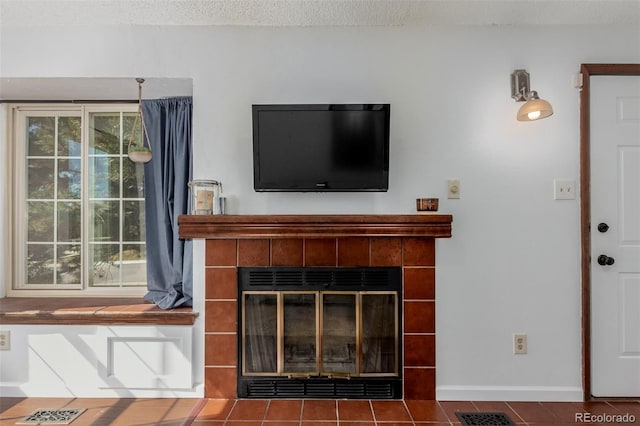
[510, 69, 553, 121]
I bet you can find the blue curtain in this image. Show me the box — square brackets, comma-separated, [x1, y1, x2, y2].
[142, 97, 193, 309]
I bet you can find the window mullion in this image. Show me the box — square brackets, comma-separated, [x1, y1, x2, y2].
[81, 106, 89, 290]
[119, 112, 124, 287]
[53, 116, 59, 286]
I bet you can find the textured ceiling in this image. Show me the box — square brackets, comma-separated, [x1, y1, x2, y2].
[1, 0, 639, 27]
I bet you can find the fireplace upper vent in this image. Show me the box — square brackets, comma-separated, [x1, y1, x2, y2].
[241, 267, 400, 291]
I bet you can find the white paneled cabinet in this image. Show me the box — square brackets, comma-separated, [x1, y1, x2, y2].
[0, 325, 201, 398]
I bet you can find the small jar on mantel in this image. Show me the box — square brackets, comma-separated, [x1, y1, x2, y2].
[188, 180, 223, 215]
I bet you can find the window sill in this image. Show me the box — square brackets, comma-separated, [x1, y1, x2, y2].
[0, 297, 198, 325]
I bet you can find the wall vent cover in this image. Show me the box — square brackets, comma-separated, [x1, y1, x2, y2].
[456, 412, 516, 426]
[18, 409, 86, 425]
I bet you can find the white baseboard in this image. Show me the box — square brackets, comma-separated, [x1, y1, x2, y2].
[437, 385, 584, 402]
[0, 384, 204, 398]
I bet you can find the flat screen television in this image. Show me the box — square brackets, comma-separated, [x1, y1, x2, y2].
[252, 104, 390, 192]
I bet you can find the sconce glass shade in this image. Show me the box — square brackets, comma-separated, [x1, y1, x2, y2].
[517, 91, 553, 121]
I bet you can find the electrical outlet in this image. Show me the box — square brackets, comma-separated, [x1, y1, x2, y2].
[447, 179, 461, 199]
[0, 330, 10, 351]
[513, 333, 527, 355]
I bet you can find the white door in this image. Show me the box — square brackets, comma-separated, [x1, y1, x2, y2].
[591, 75, 640, 397]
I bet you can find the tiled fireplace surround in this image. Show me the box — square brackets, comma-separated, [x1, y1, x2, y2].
[178, 214, 453, 400]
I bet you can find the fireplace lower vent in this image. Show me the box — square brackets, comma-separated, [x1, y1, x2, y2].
[244, 378, 398, 399]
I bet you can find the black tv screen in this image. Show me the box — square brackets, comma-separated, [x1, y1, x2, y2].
[252, 104, 390, 192]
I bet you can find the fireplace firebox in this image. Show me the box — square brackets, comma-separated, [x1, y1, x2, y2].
[238, 267, 403, 399]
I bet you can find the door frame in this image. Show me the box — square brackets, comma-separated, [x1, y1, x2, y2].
[580, 63, 640, 400]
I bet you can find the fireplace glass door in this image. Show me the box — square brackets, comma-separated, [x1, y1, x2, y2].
[242, 291, 398, 377]
[283, 293, 317, 373]
[322, 293, 357, 374]
[243, 293, 277, 374]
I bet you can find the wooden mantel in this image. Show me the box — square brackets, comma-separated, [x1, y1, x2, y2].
[178, 214, 452, 239]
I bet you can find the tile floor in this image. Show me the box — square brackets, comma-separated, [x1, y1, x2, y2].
[193, 399, 640, 425]
[0, 398, 202, 426]
[1, 398, 639, 426]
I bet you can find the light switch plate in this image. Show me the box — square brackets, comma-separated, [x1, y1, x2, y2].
[554, 179, 576, 200]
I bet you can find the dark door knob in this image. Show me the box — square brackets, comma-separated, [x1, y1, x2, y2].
[597, 255, 615, 266]
[597, 223, 609, 233]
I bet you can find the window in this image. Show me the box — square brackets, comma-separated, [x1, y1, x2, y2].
[9, 105, 146, 295]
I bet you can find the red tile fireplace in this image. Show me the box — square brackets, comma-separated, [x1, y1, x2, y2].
[178, 214, 452, 400]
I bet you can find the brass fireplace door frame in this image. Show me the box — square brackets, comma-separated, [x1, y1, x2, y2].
[241, 290, 399, 378]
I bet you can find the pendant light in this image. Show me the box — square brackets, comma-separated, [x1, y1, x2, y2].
[127, 78, 152, 163]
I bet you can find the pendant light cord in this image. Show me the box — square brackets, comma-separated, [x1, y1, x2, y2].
[128, 78, 152, 153]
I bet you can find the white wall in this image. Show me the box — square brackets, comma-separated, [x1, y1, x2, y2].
[1, 23, 639, 400]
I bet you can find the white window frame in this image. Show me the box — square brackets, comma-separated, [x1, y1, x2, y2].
[6, 103, 147, 297]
